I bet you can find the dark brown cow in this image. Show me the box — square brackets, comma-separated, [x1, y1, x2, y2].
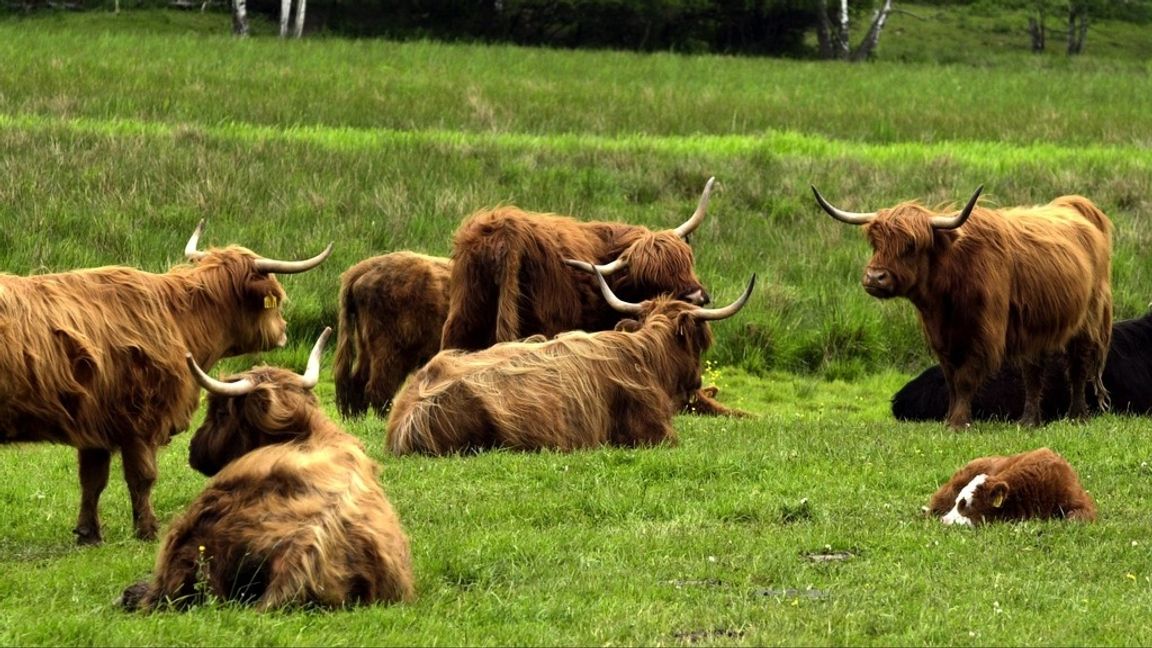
[387, 270, 755, 455]
[440, 178, 715, 352]
[927, 448, 1096, 525]
[333, 252, 450, 417]
[813, 186, 1112, 428]
[332, 251, 749, 418]
[121, 329, 414, 611]
[0, 222, 331, 544]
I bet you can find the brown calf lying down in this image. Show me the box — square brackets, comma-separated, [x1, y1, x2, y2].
[122, 329, 414, 611]
[928, 447, 1096, 525]
[387, 271, 755, 455]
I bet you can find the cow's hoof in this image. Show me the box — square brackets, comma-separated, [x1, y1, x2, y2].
[119, 581, 151, 611]
[73, 527, 103, 546]
[135, 525, 158, 542]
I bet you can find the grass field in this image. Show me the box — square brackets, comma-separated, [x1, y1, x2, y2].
[1, 7, 1152, 646]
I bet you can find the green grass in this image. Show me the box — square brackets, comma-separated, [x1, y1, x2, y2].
[1, 7, 1152, 646]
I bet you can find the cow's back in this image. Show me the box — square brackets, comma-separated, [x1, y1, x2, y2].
[0, 270, 197, 449]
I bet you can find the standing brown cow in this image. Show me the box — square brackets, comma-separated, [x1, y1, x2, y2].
[333, 252, 450, 417]
[121, 329, 414, 611]
[387, 269, 754, 455]
[440, 178, 715, 352]
[0, 222, 331, 544]
[813, 186, 1112, 428]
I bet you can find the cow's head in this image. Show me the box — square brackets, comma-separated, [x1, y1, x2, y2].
[187, 328, 331, 476]
[184, 221, 332, 353]
[939, 472, 1008, 526]
[594, 267, 754, 404]
[811, 186, 982, 299]
[567, 177, 715, 306]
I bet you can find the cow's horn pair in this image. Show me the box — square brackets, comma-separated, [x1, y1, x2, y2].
[593, 268, 754, 321]
[565, 177, 715, 276]
[811, 185, 984, 230]
[187, 327, 332, 396]
[184, 220, 334, 273]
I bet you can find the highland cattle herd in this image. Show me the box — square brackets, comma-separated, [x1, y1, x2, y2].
[0, 178, 1128, 611]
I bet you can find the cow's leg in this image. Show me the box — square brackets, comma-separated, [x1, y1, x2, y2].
[74, 447, 111, 545]
[943, 365, 978, 429]
[1066, 334, 1106, 419]
[120, 439, 159, 541]
[1020, 357, 1046, 426]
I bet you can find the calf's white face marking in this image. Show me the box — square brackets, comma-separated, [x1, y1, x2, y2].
[942, 473, 988, 526]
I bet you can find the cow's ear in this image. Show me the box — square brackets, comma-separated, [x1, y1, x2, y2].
[614, 319, 642, 333]
[245, 275, 285, 310]
[988, 480, 1009, 508]
[932, 228, 959, 250]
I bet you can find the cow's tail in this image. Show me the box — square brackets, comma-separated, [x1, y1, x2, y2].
[493, 248, 525, 344]
[386, 397, 436, 456]
[333, 268, 367, 418]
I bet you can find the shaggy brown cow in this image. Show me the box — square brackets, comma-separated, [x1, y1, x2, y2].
[927, 448, 1096, 525]
[332, 251, 749, 418]
[440, 178, 716, 352]
[121, 329, 414, 611]
[333, 251, 451, 417]
[813, 186, 1112, 428]
[387, 269, 755, 455]
[0, 222, 331, 545]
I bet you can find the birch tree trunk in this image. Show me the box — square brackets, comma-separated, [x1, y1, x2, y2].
[232, 0, 249, 37]
[293, 0, 307, 37]
[279, 0, 291, 37]
[837, 0, 851, 59]
[850, 0, 893, 61]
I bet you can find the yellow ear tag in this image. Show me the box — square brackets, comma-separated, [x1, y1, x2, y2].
[992, 493, 1005, 508]
[264, 295, 279, 310]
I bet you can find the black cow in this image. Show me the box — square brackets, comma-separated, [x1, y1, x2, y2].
[892, 312, 1152, 422]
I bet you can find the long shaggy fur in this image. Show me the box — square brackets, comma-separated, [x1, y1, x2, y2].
[858, 195, 1112, 427]
[0, 247, 292, 544]
[123, 367, 414, 611]
[388, 297, 715, 455]
[333, 252, 451, 417]
[440, 207, 707, 351]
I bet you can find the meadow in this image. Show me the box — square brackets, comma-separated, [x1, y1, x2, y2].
[1, 7, 1151, 646]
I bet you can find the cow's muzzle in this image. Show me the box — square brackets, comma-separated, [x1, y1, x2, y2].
[682, 288, 711, 306]
[862, 269, 896, 298]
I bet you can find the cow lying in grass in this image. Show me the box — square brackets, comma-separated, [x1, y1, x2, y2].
[121, 329, 414, 611]
[386, 270, 755, 455]
[892, 311, 1152, 423]
[333, 250, 750, 418]
[927, 448, 1096, 526]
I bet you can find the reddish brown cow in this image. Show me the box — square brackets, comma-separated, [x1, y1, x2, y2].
[0, 222, 331, 544]
[332, 251, 749, 418]
[813, 186, 1112, 428]
[333, 252, 450, 417]
[387, 269, 755, 455]
[927, 448, 1096, 525]
[440, 178, 715, 352]
[121, 329, 414, 611]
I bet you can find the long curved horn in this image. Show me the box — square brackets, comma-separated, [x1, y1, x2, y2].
[593, 268, 644, 315]
[564, 256, 626, 276]
[185, 220, 207, 261]
[298, 327, 332, 390]
[811, 186, 876, 225]
[930, 185, 983, 230]
[673, 176, 715, 239]
[691, 274, 756, 321]
[186, 353, 256, 397]
[253, 242, 334, 275]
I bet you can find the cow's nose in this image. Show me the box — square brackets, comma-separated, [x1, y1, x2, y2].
[684, 289, 710, 306]
[864, 269, 890, 288]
